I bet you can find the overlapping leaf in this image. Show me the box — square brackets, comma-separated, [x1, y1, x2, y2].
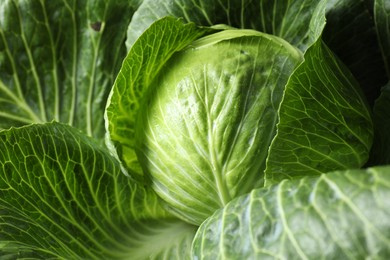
[0, 122, 196, 259]
[265, 39, 373, 185]
[0, 0, 388, 259]
[193, 166, 390, 259]
[126, 0, 327, 52]
[0, 0, 139, 141]
[134, 29, 303, 225]
[105, 17, 213, 181]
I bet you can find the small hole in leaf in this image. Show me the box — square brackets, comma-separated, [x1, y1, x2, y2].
[90, 22, 102, 32]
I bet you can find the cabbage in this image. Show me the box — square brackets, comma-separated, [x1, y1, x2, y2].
[0, 0, 389, 258]
[107, 17, 373, 225]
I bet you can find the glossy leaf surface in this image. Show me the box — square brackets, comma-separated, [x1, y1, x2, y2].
[265, 39, 373, 185]
[0, 122, 196, 259]
[0, 0, 139, 141]
[127, 0, 327, 52]
[136, 29, 303, 225]
[193, 166, 390, 259]
[105, 17, 212, 181]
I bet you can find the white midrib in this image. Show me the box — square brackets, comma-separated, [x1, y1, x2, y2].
[208, 133, 232, 206]
[204, 89, 232, 206]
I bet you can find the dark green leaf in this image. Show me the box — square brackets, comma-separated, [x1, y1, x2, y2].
[323, 0, 388, 106]
[126, 0, 327, 52]
[265, 39, 373, 185]
[0, 122, 196, 259]
[374, 0, 390, 77]
[0, 0, 139, 141]
[369, 82, 390, 165]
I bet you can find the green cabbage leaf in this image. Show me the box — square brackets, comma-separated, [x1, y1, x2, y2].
[0, 122, 196, 259]
[135, 28, 303, 225]
[107, 15, 373, 225]
[105, 17, 213, 181]
[0, 0, 140, 141]
[0, 0, 389, 259]
[193, 166, 390, 259]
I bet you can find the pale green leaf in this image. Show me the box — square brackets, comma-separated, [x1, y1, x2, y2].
[105, 17, 212, 181]
[193, 166, 390, 259]
[135, 29, 303, 225]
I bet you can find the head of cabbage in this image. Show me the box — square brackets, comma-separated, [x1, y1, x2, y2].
[135, 29, 303, 224]
[106, 18, 373, 226]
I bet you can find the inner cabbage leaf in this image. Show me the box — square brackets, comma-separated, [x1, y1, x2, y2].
[108, 17, 374, 226]
[135, 29, 303, 225]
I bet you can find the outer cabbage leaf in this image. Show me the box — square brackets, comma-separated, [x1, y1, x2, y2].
[0, 0, 139, 141]
[105, 17, 213, 181]
[193, 166, 390, 259]
[0, 122, 196, 259]
[265, 39, 373, 185]
[126, 0, 327, 52]
[135, 29, 303, 225]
